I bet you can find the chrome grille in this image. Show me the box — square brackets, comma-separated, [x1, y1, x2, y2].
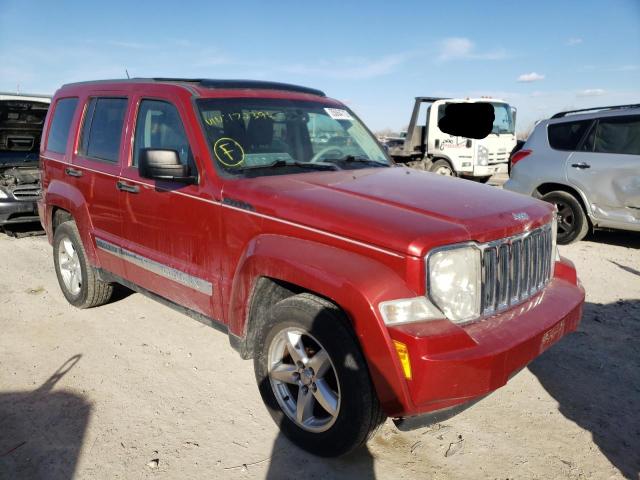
[12, 186, 41, 200]
[481, 223, 554, 316]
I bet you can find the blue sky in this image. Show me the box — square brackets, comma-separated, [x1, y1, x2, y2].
[1, 0, 639, 134]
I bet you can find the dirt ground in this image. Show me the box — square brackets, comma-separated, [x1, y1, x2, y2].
[0, 221, 638, 480]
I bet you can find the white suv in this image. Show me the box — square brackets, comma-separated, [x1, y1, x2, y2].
[504, 104, 640, 244]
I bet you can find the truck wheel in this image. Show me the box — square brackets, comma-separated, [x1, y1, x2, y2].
[53, 221, 114, 308]
[430, 159, 456, 176]
[541, 191, 589, 244]
[254, 293, 385, 457]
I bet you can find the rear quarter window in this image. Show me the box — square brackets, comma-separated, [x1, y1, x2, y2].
[547, 120, 592, 151]
[46, 98, 78, 154]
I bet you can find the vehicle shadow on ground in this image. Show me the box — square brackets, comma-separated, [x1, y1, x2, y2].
[0, 221, 45, 239]
[584, 230, 640, 249]
[529, 300, 640, 479]
[0, 355, 91, 480]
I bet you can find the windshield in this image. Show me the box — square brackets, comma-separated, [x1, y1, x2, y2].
[196, 98, 390, 177]
[491, 102, 515, 135]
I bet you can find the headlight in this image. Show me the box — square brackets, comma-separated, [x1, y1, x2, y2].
[0, 188, 8, 199]
[379, 297, 444, 325]
[427, 245, 481, 323]
[477, 145, 489, 166]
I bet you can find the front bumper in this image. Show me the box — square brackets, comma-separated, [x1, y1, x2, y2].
[472, 163, 508, 177]
[0, 198, 40, 225]
[385, 263, 584, 425]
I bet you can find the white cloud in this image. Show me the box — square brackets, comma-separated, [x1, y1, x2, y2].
[577, 88, 606, 97]
[107, 41, 151, 50]
[437, 37, 507, 61]
[566, 37, 583, 46]
[517, 72, 545, 83]
[616, 65, 639, 71]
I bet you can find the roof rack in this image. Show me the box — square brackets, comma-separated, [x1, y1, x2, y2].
[551, 103, 640, 119]
[152, 78, 326, 97]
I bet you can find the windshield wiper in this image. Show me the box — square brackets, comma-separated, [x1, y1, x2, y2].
[324, 155, 388, 167]
[231, 159, 338, 172]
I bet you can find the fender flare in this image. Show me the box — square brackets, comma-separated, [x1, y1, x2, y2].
[44, 179, 99, 265]
[227, 234, 416, 414]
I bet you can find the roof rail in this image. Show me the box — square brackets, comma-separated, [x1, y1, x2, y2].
[551, 103, 640, 119]
[152, 78, 326, 97]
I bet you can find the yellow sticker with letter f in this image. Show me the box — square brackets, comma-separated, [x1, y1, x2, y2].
[214, 137, 245, 167]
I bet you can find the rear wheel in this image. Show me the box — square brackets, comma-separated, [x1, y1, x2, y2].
[254, 293, 385, 457]
[541, 191, 589, 244]
[430, 159, 456, 176]
[53, 221, 114, 308]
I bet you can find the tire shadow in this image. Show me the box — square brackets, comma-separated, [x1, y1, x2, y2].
[528, 300, 640, 479]
[0, 355, 91, 480]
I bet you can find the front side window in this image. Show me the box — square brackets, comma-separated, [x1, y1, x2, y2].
[133, 100, 193, 167]
[490, 102, 515, 135]
[47, 97, 78, 154]
[593, 116, 640, 155]
[197, 98, 389, 177]
[548, 120, 592, 151]
[79, 97, 127, 162]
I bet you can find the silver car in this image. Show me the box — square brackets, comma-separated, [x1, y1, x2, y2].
[504, 104, 640, 244]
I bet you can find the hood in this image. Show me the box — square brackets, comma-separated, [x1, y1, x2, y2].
[222, 167, 553, 257]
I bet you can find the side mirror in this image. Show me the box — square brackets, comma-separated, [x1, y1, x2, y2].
[138, 149, 197, 184]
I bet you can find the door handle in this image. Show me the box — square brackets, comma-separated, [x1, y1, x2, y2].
[571, 162, 591, 169]
[65, 167, 83, 177]
[116, 181, 140, 194]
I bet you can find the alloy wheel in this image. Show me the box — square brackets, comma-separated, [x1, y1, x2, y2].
[267, 328, 341, 433]
[58, 236, 82, 295]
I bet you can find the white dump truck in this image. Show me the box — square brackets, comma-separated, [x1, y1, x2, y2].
[388, 97, 517, 182]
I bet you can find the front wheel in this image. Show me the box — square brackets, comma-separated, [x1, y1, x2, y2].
[541, 191, 589, 244]
[254, 293, 385, 457]
[430, 159, 456, 176]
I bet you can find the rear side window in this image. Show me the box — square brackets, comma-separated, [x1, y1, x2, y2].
[593, 116, 640, 155]
[547, 120, 592, 151]
[46, 98, 78, 154]
[133, 100, 193, 167]
[79, 98, 127, 162]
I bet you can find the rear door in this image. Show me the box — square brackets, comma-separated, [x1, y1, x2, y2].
[118, 96, 220, 318]
[72, 95, 129, 277]
[567, 115, 640, 224]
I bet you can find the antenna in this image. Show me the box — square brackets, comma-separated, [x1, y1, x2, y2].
[125, 69, 130, 79]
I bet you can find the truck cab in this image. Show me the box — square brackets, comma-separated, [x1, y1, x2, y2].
[390, 97, 517, 182]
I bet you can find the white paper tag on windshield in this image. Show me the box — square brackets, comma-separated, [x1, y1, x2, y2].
[324, 108, 353, 121]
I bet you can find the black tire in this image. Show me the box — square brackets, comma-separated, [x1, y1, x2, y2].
[253, 293, 385, 457]
[541, 191, 589, 244]
[53, 221, 114, 308]
[430, 159, 456, 177]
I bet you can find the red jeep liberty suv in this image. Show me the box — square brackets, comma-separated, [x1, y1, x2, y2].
[39, 78, 584, 456]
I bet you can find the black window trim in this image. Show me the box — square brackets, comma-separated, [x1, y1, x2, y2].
[77, 96, 129, 165]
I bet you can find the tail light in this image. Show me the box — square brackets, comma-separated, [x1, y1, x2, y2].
[511, 149, 532, 167]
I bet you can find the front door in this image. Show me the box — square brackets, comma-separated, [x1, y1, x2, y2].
[567, 114, 640, 225]
[118, 97, 221, 318]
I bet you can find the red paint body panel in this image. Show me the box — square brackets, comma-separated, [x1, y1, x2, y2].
[39, 80, 584, 420]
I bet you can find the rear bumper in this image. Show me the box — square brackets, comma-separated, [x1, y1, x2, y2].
[385, 265, 584, 423]
[0, 199, 40, 225]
